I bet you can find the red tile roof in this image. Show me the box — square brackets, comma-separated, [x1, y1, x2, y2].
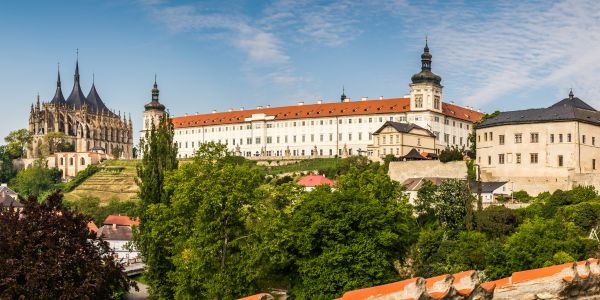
[87, 221, 99, 234]
[297, 175, 336, 187]
[340, 278, 420, 300]
[237, 293, 273, 300]
[103, 215, 140, 226]
[171, 98, 484, 128]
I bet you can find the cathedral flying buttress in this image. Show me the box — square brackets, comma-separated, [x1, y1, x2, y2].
[28, 60, 133, 159]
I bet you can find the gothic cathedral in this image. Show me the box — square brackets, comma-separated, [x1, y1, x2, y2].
[27, 60, 133, 159]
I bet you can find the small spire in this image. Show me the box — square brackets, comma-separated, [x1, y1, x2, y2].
[57, 62, 61, 87]
[425, 34, 428, 50]
[569, 88, 574, 99]
[154, 73, 157, 86]
[92, 73, 95, 84]
[340, 85, 347, 102]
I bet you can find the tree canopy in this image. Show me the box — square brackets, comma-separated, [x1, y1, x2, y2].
[0, 192, 135, 298]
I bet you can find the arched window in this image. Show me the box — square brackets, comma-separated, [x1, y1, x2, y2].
[80, 157, 85, 165]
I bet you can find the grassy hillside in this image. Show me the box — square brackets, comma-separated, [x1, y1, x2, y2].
[63, 160, 139, 203]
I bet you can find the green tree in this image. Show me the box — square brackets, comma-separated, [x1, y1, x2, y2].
[0, 192, 135, 298]
[414, 179, 438, 226]
[0, 146, 17, 183]
[4, 128, 32, 159]
[434, 179, 473, 234]
[286, 168, 417, 299]
[134, 114, 178, 299]
[111, 146, 123, 159]
[9, 164, 62, 197]
[166, 142, 263, 298]
[475, 205, 519, 238]
[503, 217, 597, 273]
[438, 146, 463, 163]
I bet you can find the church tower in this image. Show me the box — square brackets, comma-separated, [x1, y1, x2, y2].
[142, 77, 166, 136]
[409, 39, 443, 113]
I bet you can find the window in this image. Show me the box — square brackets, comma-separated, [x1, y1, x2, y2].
[417, 138, 421, 146]
[499, 154, 505, 164]
[558, 155, 564, 167]
[559, 134, 563, 142]
[80, 158, 85, 165]
[444, 134, 449, 143]
[530, 133, 539, 143]
[530, 153, 538, 164]
[583, 135, 586, 144]
[550, 134, 554, 143]
[594, 159, 596, 170]
[338, 133, 342, 141]
[247, 138, 252, 145]
[348, 119, 352, 124]
[320, 134, 323, 142]
[329, 134, 333, 141]
[488, 156, 491, 165]
[434, 95, 440, 109]
[515, 133, 522, 143]
[415, 94, 423, 108]
[516, 153, 521, 164]
[499, 135, 505, 145]
[484, 132, 488, 141]
[256, 137, 261, 144]
[358, 132, 362, 141]
[567, 134, 572, 142]
[70, 157, 74, 166]
[311, 134, 314, 142]
[594, 137, 596, 145]
[348, 133, 352, 141]
[60, 158, 64, 165]
[293, 136, 297, 143]
[266, 137, 272, 144]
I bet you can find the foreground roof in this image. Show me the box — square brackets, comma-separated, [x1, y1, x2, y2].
[478, 92, 600, 128]
[99, 224, 133, 241]
[172, 98, 484, 128]
[0, 193, 23, 208]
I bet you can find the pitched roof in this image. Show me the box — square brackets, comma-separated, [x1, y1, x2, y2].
[0, 193, 23, 208]
[103, 215, 140, 226]
[478, 95, 600, 128]
[400, 148, 427, 160]
[237, 293, 274, 300]
[468, 181, 509, 194]
[99, 224, 133, 240]
[373, 121, 436, 137]
[171, 98, 484, 128]
[297, 175, 335, 187]
[86, 83, 112, 114]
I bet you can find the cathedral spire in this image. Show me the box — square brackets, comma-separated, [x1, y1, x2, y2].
[66, 52, 88, 110]
[50, 64, 66, 105]
[340, 86, 347, 102]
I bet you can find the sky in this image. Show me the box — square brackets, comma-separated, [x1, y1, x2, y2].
[1, 0, 599, 144]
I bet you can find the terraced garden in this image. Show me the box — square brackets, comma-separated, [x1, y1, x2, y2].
[64, 161, 139, 203]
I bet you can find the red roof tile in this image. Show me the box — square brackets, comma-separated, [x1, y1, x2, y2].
[103, 215, 140, 226]
[171, 98, 484, 128]
[341, 277, 420, 300]
[511, 263, 573, 284]
[297, 175, 335, 187]
[87, 221, 99, 234]
[237, 293, 272, 300]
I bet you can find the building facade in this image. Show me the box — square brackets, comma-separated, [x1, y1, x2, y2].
[476, 91, 600, 194]
[170, 43, 483, 159]
[27, 60, 133, 159]
[368, 121, 436, 158]
[47, 151, 112, 179]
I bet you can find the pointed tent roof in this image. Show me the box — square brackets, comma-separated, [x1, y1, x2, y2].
[66, 60, 88, 109]
[400, 148, 427, 160]
[50, 68, 66, 105]
[86, 81, 112, 114]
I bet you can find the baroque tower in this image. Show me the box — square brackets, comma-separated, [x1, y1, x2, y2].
[142, 77, 166, 136]
[409, 39, 443, 113]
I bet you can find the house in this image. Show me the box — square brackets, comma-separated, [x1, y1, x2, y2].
[297, 175, 335, 191]
[46, 151, 112, 179]
[0, 184, 18, 199]
[99, 215, 140, 261]
[402, 177, 512, 205]
[0, 192, 23, 211]
[476, 91, 600, 195]
[368, 122, 437, 160]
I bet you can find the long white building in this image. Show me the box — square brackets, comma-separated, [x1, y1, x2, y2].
[164, 42, 484, 159]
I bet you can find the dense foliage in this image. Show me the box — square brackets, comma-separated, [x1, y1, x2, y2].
[4, 128, 31, 159]
[134, 114, 179, 299]
[9, 161, 62, 197]
[64, 196, 139, 224]
[438, 146, 464, 163]
[0, 192, 135, 298]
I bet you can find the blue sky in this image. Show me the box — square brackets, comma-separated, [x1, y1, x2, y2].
[1, 0, 599, 143]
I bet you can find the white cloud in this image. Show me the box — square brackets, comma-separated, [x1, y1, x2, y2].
[415, 0, 600, 107]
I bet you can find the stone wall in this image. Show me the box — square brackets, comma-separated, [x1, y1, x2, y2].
[388, 160, 467, 184]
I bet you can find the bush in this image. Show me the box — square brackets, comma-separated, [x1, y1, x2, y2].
[439, 146, 463, 163]
[476, 206, 519, 238]
[512, 190, 530, 202]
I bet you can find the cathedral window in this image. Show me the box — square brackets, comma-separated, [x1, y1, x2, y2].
[415, 94, 423, 108]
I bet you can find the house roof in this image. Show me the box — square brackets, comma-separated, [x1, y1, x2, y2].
[372, 121, 436, 137]
[0, 185, 17, 196]
[99, 224, 133, 241]
[237, 293, 273, 300]
[103, 215, 140, 226]
[297, 175, 335, 187]
[87, 221, 99, 235]
[0, 193, 23, 208]
[468, 181, 509, 193]
[171, 98, 484, 128]
[478, 92, 600, 129]
[400, 148, 427, 160]
[337, 258, 600, 299]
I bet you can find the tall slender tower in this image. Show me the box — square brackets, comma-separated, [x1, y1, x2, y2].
[142, 76, 166, 136]
[409, 39, 443, 113]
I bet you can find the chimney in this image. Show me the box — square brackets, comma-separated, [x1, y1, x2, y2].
[343, 98, 350, 103]
[212, 110, 217, 114]
[257, 106, 263, 109]
[317, 100, 322, 104]
[112, 223, 117, 230]
[240, 107, 244, 111]
[266, 104, 271, 108]
[228, 108, 232, 112]
[184, 113, 188, 116]
[297, 101, 304, 106]
[379, 96, 384, 100]
[361, 97, 368, 101]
